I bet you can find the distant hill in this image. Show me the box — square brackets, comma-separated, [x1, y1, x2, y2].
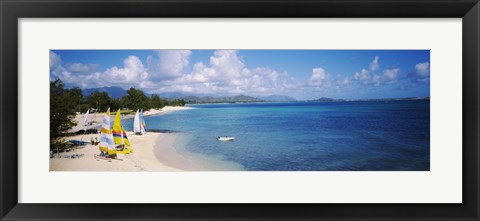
[360, 97, 430, 101]
[182, 95, 264, 104]
[262, 95, 296, 102]
[308, 96, 430, 102]
[82, 86, 127, 99]
[308, 97, 345, 102]
[159, 92, 192, 99]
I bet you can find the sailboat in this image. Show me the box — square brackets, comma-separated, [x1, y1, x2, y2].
[69, 109, 91, 146]
[98, 108, 117, 158]
[133, 109, 147, 135]
[113, 109, 133, 154]
[83, 109, 90, 126]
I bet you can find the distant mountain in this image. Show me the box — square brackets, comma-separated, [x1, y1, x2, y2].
[309, 97, 345, 102]
[229, 95, 264, 102]
[82, 86, 127, 99]
[182, 95, 264, 104]
[159, 92, 192, 99]
[262, 95, 297, 102]
[308, 96, 430, 102]
[361, 97, 430, 101]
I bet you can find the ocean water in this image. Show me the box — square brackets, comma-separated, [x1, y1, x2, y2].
[124, 100, 430, 171]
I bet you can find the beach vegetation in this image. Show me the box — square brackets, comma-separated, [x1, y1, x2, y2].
[109, 97, 122, 111]
[85, 91, 111, 111]
[168, 98, 186, 106]
[123, 87, 151, 110]
[150, 94, 168, 108]
[50, 79, 83, 151]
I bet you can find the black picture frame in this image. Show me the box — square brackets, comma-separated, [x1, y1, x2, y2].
[1, 0, 479, 220]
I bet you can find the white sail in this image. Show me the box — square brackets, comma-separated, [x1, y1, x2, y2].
[99, 108, 116, 155]
[83, 109, 90, 126]
[133, 109, 141, 133]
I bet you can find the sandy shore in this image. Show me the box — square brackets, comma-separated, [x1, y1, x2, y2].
[49, 132, 183, 171]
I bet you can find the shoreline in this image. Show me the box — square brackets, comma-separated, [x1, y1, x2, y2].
[152, 133, 245, 171]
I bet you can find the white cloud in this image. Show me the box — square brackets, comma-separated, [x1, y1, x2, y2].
[147, 50, 192, 80]
[309, 68, 327, 86]
[372, 75, 382, 86]
[383, 68, 400, 81]
[349, 56, 401, 87]
[102, 56, 148, 84]
[49, 51, 71, 81]
[372, 68, 400, 86]
[66, 63, 99, 74]
[50, 51, 61, 69]
[369, 56, 379, 72]
[51, 50, 296, 96]
[142, 50, 298, 96]
[341, 78, 351, 85]
[413, 62, 430, 81]
[354, 68, 369, 80]
[54, 55, 148, 89]
[415, 62, 430, 76]
[353, 56, 379, 81]
[210, 50, 245, 77]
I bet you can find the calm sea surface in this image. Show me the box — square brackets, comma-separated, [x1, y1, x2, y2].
[124, 100, 430, 171]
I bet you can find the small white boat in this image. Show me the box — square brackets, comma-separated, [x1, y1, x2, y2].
[217, 136, 235, 141]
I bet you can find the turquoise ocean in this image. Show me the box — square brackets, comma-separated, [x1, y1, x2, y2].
[124, 100, 430, 171]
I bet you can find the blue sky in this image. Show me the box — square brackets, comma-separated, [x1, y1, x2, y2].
[50, 50, 430, 100]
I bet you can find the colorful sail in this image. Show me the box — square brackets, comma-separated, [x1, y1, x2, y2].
[140, 109, 146, 134]
[121, 125, 131, 147]
[112, 109, 124, 145]
[113, 110, 132, 146]
[112, 109, 133, 154]
[99, 108, 116, 155]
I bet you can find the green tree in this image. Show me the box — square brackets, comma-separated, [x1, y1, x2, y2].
[79, 103, 90, 113]
[86, 91, 110, 112]
[50, 79, 83, 151]
[168, 99, 186, 106]
[109, 97, 122, 111]
[150, 94, 168, 109]
[123, 88, 150, 110]
[65, 87, 83, 113]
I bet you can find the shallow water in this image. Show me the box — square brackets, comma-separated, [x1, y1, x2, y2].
[124, 100, 430, 171]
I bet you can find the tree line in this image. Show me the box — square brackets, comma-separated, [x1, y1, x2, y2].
[50, 80, 186, 114]
[81, 90, 185, 113]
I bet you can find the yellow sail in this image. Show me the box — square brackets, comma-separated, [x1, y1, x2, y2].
[113, 109, 133, 154]
[112, 109, 123, 145]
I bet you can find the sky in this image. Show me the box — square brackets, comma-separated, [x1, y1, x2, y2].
[50, 50, 430, 100]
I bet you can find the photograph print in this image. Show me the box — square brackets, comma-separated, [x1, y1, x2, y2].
[49, 50, 430, 171]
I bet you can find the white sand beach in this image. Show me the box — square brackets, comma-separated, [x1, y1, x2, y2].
[49, 132, 184, 172]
